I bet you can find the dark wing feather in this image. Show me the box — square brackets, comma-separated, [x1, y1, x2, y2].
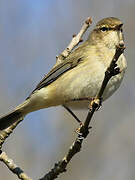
[34, 61, 73, 90]
[27, 41, 87, 99]
[27, 58, 81, 98]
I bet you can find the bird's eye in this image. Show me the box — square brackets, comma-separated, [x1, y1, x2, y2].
[100, 27, 109, 32]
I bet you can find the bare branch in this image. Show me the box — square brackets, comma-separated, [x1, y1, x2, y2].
[55, 17, 92, 66]
[0, 150, 32, 180]
[39, 45, 125, 180]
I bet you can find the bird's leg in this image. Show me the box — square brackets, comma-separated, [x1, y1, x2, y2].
[63, 105, 82, 124]
[62, 105, 85, 136]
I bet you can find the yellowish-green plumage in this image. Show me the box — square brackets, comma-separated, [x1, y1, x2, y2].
[0, 17, 127, 130]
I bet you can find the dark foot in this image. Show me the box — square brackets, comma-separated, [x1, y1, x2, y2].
[89, 97, 102, 111]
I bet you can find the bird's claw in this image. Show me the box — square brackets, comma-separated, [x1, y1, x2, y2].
[89, 97, 102, 111]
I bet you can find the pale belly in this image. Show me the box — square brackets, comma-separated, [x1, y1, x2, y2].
[65, 71, 125, 109]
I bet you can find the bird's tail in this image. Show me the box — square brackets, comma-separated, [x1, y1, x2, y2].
[0, 109, 24, 130]
[0, 99, 31, 130]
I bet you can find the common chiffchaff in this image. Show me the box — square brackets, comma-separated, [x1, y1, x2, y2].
[0, 17, 127, 130]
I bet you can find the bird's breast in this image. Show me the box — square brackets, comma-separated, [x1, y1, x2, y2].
[64, 55, 127, 109]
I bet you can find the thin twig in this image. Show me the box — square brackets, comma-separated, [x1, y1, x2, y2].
[0, 150, 32, 180]
[39, 45, 125, 180]
[55, 17, 92, 66]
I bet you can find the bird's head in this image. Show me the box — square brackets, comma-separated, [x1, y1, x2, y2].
[88, 17, 124, 49]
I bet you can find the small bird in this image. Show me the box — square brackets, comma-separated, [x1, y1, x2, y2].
[0, 17, 127, 130]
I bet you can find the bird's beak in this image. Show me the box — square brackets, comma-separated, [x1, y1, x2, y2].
[118, 30, 125, 47]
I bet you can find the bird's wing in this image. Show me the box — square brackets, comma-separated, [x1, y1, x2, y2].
[35, 59, 80, 90]
[27, 58, 82, 98]
[27, 42, 87, 99]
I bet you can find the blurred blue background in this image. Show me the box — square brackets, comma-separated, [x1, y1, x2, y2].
[0, 0, 135, 179]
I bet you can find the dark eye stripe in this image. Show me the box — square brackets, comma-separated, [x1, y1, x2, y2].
[99, 27, 109, 31]
[99, 26, 123, 32]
